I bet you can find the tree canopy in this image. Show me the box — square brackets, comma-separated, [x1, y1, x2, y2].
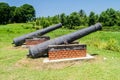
[36, 8, 120, 29]
[1, 2, 120, 30]
[0, 2, 35, 24]
[0, 2, 10, 24]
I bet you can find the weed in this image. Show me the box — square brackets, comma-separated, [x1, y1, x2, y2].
[105, 39, 120, 52]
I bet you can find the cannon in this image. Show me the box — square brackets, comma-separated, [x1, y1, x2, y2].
[28, 23, 102, 58]
[13, 23, 62, 46]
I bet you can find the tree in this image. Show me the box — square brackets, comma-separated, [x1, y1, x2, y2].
[40, 17, 51, 28]
[79, 9, 87, 25]
[67, 12, 81, 29]
[13, 7, 25, 23]
[20, 4, 35, 22]
[65, 15, 72, 29]
[99, 8, 117, 26]
[99, 11, 109, 26]
[0, 2, 10, 24]
[0, 2, 35, 24]
[13, 4, 35, 23]
[9, 6, 16, 23]
[116, 11, 120, 26]
[60, 13, 67, 26]
[52, 15, 60, 24]
[79, 9, 86, 17]
[88, 11, 96, 26]
[106, 8, 117, 26]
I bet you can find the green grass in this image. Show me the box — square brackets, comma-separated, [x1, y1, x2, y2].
[103, 26, 120, 31]
[0, 23, 120, 80]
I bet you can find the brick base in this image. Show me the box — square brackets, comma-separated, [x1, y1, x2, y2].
[48, 44, 86, 60]
[25, 36, 50, 45]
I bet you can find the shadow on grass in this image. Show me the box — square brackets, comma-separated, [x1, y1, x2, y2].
[90, 53, 99, 56]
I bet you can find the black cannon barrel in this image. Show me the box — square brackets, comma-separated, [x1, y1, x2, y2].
[13, 23, 62, 46]
[28, 23, 102, 58]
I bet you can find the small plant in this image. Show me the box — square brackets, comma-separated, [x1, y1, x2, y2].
[105, 39, 120, 52]
[36, 20, 40, 26]
[85, 38, 120, 52]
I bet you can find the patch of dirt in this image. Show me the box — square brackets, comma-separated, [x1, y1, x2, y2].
[88, 55, 105, 63]
[15, 55, 105, 70]
[6, 45, 27, 51]
[15, 57, 84, 70]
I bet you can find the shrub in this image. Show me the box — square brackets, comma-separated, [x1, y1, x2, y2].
[105, 39, 120, 52]
[85, 38, 120, 52]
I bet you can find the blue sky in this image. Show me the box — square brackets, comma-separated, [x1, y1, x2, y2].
[0, 0, 120, 17]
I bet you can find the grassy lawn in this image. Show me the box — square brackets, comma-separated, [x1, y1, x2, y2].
[0, 23, 120, 80]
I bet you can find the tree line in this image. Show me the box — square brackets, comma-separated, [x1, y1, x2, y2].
[0, 2, 35, 24]
[1, 2, 120, 30]
[36, 8, 120, 29]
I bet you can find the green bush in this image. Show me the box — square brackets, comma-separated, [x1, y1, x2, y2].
[105, 39, 120, 52]
[36, 20, 40, 26]
[85, 38, 120, 52]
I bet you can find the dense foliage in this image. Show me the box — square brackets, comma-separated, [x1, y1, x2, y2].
[0, 2, 35, 24]
[36, 8, 120, 29]
[1, 2, 120, 30]
[0, 2, 10, 24]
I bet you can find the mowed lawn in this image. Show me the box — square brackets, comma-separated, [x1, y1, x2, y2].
[0, 23, 120, 80]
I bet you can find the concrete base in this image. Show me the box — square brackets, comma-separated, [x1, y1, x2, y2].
[43, 54, 94, 63]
